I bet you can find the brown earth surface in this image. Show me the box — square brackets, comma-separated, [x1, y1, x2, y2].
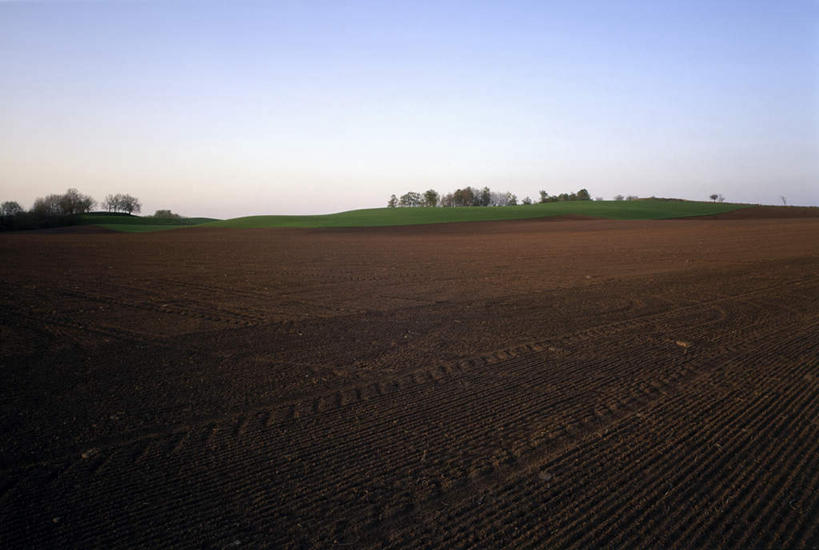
[1, 217, 818, 548]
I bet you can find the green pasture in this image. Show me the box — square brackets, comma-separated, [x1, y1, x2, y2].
[80, 200, 750, 232]
[202, 199, 748, 229]
[80, 214, 218, 232]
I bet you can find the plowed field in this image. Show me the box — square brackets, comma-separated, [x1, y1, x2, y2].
[1, 216, 818, 548]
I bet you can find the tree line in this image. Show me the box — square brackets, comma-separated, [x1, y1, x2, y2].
[1, 188, 143, 231]
[388, 187, 592, 208]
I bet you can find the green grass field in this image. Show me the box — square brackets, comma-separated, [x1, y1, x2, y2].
[202, 199, 748, 229]
[81, 200, 749, 232]
[79, 214, 218, 232]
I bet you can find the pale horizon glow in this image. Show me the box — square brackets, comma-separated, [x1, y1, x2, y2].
[1, 1, 817, 218]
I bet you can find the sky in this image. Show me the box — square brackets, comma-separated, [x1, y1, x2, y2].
[1, 0, 817, 218]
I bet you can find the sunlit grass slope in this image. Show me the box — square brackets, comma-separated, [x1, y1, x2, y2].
[204, 200, 748, 229]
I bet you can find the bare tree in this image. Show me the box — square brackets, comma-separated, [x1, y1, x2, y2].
[59, 188, 95, 215]
[103, 193, 140, 214]
[781, 196, 788, 206]
[120, 194, 141, 214]
[31, 194, 63, 216]
[103, 194, 119, 212]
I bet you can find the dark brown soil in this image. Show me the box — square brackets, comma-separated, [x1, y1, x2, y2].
[1, 217, 817, 548]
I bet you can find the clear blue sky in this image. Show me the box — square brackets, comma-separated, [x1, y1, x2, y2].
[1, 0, 817, 217]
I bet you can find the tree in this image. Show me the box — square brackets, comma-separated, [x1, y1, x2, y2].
[452, 187, 475, 207]
[1, 201, 23, 216]
[478, 186, 491, 207]
[522, 196, 532, 205]
[626, 195, 639, 201]
[59, 188, 95, 215]
[387, 194, 398, 208]
[614, 194, 624, 201]
[399, 191, 422, 207]
[103, 194, 120, 212]
[423, 189, 439, 208]
[153, 209, 181, 219]
[781, 196, 788, 206]
[539, 190, 549, 204]
[103, 193, 140, 214]
[508, 193, 518, 206]
[710, 194, 718, 203]
[489, 191, 509, 206]
[577, 188, 591, 201]
[31, 194, 63, 216]
[717, 194, 724, 203]
[121, 194, 141, 214]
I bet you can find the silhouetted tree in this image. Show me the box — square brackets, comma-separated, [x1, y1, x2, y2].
[614, 194, 624, 201]
[1, 201, 23, 216]
[387, 194, 398, 208]
[103, 193, 140, 214]
[31, 194, 63, 216]
[120, 194, 141, 214]
[577, 188, 591, 201]
[710, 194, 718, 202]
[59, 188, 95, 215]
[103, 194, 119, 212]
[522, 196, 532, 205]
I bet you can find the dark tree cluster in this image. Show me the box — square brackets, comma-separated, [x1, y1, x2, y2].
[103, 193, 141, 214]
[538, 188, 591, 203]
[151, 209, 182, 219]
[31, 188, 95, 216]
[1, 188, 142, 231]
[388, 186, 591, 208]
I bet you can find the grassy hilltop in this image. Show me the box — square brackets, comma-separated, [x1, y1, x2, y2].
[75, 199, 748, 232]
[203, 199, 747, 229]
[79, 213, 219, 233]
